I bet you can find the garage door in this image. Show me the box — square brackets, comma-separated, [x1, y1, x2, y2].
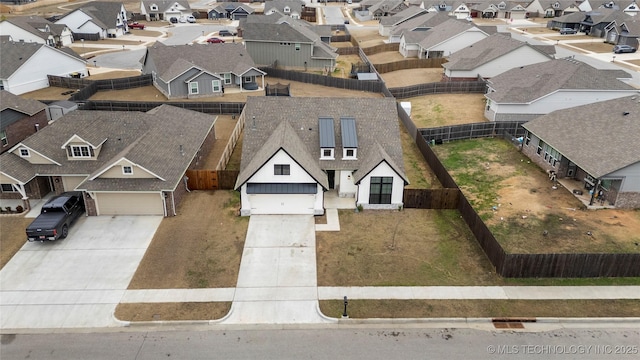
[95, 193, 164, 216]
[249, 194, 315, 215]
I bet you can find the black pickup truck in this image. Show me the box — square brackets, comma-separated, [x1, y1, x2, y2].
[26, 192, 85, 242]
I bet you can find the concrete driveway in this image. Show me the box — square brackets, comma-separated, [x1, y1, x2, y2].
[0, 216, 162, 329]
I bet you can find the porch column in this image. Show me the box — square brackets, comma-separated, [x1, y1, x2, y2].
[13, 183, 30, 211]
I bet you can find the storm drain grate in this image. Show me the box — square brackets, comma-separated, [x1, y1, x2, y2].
[492, 318, 536, 329]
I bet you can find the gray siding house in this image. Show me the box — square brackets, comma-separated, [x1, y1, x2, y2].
[521, 96, 640, 209]
[242, 21, 337, 71]
[141, 42, 266, 99]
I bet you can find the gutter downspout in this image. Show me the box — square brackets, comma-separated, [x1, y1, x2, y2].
[171, 191, 176, 216]
[161, 192, 167, 217]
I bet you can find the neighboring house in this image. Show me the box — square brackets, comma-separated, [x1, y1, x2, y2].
[140, 0, 192, 22]
[264, 0, 306, 19]
[604, 16, 640, 45]
[0, 90, 48, 154]
[363, 0, 409, 19]
[242, 21, 338, 71]
[0, 105, 216, 216]
[442, 33, 555, 80]
[521, 96, 640, 208]
[141, 42, 266, 99]
[525, 0, 581, 18]
[414, 0, 472, 20]
[208, 2, 254, 20]
[389, 11, 451, 43]
[579, 0, 639, 15]
[0, 16, 73, 47]
[546, 11, 586, 30]
[0, 40, 87, 95]
[408, 18, 490, 58]
[235, 97, 408, 216]
[484, 57, 638, 121]
[580, 8, 627, 36]
[378, 5, 428, 36]
[55, 1, 128, 39]
[46, 100, 78, 122]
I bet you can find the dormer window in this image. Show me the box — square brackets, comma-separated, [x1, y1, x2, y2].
[19, 148, 30, 157]
[284, 6, 291, 13]
[122, 165, 133, 175]
[70, 145, 91, 158]
[340, 117, 358, 160]
[318, 117, 335, 160]
[321, 148, 335, 160]
[498, 3, 506, 9]
[150, 4, 158, 11]
[553, 2, 560, 8]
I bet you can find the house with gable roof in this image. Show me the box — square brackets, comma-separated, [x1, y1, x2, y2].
[242, 19, 338, 70]
[208, 2, 254, 20]
[442, 33, 555, 80]
[484, 57, 639, 122]
[403, 18, 491, 58]
[579, 0, 639, 15]
[389, 11, 451, 44]
[378, 6, 428, 36]
[0, 90, 49, 154]
[412, 0, 472, 19]
[141, 42, 266, 99]
[0, 105, 216, 216]
[140, 0, 192, 22]
[580, 7, 627, 37]
[55, 1, 128, 39]
[235, 97, 408, 216]
[0, 16, 73, 47]
[0, 39, 87, 95]
[526, 0, 580, 18]
[521, 96, 640, 209]
[264, 0, 306, 19]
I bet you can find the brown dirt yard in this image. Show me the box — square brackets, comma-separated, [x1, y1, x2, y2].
[381, 68, 445, 88]
[433, 138, 640, 254]
[404, 93, 488, 127]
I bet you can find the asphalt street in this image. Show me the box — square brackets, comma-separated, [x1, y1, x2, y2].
[2, 327, 638, 359]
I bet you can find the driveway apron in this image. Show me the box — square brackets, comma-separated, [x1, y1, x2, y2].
[223, 215, 331, 324]
[0, 216, 162, 329]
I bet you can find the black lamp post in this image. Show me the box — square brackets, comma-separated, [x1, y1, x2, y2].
[342, 296, 348, 318]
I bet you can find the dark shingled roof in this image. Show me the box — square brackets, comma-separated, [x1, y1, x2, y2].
[4, 16, 69, 41]
[0, 105, 216, 192]
[417, 18, 486, 49]
[522, 96, 640, 178]
[0, 90, 47, 117]
[235, 97, 408, 190]
[144, 42, 262, 82]
[71, 1, 124, 30]
[486, 57, 635, 103]
[442, 33, 553, 71]
[0, 40, 41, 78]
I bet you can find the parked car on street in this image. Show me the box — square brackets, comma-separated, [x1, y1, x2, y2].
[218, 29, 236, 37]
[128, 22, 145, 30]
[26, 192, 85, 242]
[559, 28, 577, 34]
[613, 45, 637, 53]
[207, 37, 225, 43]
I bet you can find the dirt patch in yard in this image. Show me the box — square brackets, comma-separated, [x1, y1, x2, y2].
[565, 41, 614, 53]
[127, 190, 247, 289]
[198, 115, 239, 169]
[87, 70, 142, 80]
[404, 93, 488, 127]
[0, 217, 32, 270]
[367, 51, 406, 64]
[115, 302, 231, 321]
[381, 68, 444, 88]
[399, 120, 440, 189]
[348, 27, 385, 47]
[433, 138, 640, 254]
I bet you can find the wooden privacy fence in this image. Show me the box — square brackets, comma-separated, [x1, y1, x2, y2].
[389, 80, 486, 99]
[419, 121, 528, 143]
[216, 111, 245, 170]
[374, 58, 447, 74]
[411, 132, 640, 278]
[403, 189, 459, 209]
[48, 74, 153, 101]
[260, 67, 384, 93]
[185, 170, 239, 190]
[79, 100, 245, 114]
[361, 42, 399, 55]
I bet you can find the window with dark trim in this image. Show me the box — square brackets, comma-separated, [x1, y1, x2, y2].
[19, 148, 29, 157]
[123, 165, 133, 175]
[369, 176, 393, 204]
[71, 145, 91, 158]
[0, 130, 7, 146]
[1, 184, 15, 192]
[274, 164, 290, 175]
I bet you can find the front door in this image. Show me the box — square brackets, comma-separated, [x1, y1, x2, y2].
[327, 170, 335, 190]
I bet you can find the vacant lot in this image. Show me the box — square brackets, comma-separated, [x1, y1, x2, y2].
[348, 27, 385, 47]
[433, 138, 640, 254]
[127, 190, 247, 289]
[404, 93, 487, 127]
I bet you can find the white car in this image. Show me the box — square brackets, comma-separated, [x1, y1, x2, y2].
[186, 15, 196, 23]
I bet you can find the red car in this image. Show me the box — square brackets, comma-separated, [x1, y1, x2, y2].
[206, 37, 225, 43]
[128, 22, 145, 30]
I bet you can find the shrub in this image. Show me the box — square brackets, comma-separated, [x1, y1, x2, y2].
[16, 205, 24, 213]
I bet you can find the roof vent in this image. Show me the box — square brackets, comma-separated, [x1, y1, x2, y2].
[623, 111, 630, 116]
[251, 116, 256, 130]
